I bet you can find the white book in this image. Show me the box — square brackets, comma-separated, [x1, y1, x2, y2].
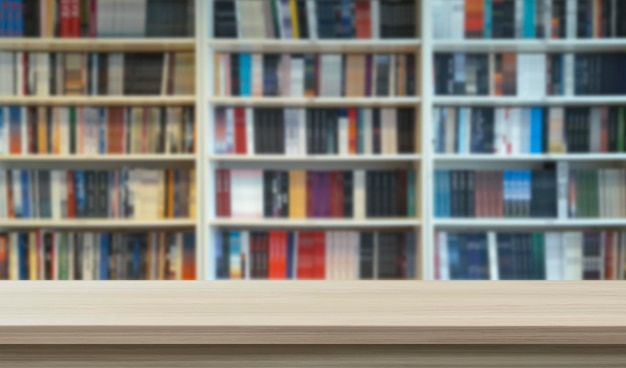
[297, 109, 306, 155]
[589, 108, 601, 153]
[515, 0, 523, 38]
[351, 232, 360, 280]
[353, 170, 365, 219]
[245, 107, 254, 154]
[564, 54, 574, 96]
[338, 112, 349, 155]
[306, 0, 317, 39]
[363, 109, 373, 155]
[557, 161, 569, 219]
[9, 234, 18, 280]
[545, 232, 563, 280]
[252, 54, 263, 96]
[320, 55, 342, 97]
[432, 0, 443, 39]
[0, 52, 12, 95]
[51, 171, 60, 219]
[371, 0, 380, 39]
[82, 233, 94, 280]
[136, 0, 147, 37]
[388, 55, 396, 97]
[463, 108, 471, 154]
[290, 56, 304, 97]
[219, 54, 228, 96]
[487, 232, 498, 280]
[451, 0, 464, 40]
[15, 52, 23, 96]
[438, 232, 449, 280]
[510, 108, 521, 154]
[563, 232, 583, 280]
[0, 170, 6, 218]
[566, 0, 577, 39]
[326, 232, 334, 280]
[36, 52, 49, 96]
[520, 108, 530, 154]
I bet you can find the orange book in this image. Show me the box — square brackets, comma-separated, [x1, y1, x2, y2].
[189, 169, 197, 219]
[0, 235, 6, 279]
[52, 108, 61, 154]
[6, 171, 14, 218]
[355, 0, 371, 39]
[465, 0, 484, 39]
[397, 55, 407, 97]
[348, 109, 358, 154]
[288, 170, 306, 218]
[167, 170, 175, 218]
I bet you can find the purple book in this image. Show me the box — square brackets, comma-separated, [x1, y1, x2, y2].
[322, 172, 331, 217]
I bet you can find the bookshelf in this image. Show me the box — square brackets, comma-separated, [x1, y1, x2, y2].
[2, 0, 626, 281]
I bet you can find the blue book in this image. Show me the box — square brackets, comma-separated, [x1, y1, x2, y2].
[9, 107, 20, 149]
[357, 109, 364, 154]
[484, 0, 492, 38]
[215, 232, 222, 280]
[340, 0, 352, 38]
[286, 232, 294, 279]
[5, 0, 12, 37]
[228, 231, 240, 279]
[456, 109, 464, 153]
[437, 108, 446, 153]
[92, 54, 99, 97]
[74, 171, 86, 218]
[20, 170, 29, 218]
[523, 0, 535, 38]
[406, 232, 416, 279]
[99, 108, 106, 153]
[17, 0, 23, 36]
[100, 234, 110, 280]
[132, 238, 140, 280]
[0, 0, 5, 37]
[443, 170, 451, 218]
[530, 107, 543, 154]
[239, 54, 251, 96]
[434, 171, 441, 217]
[448, 233, 459, 280]
[19, 233, 28, 280]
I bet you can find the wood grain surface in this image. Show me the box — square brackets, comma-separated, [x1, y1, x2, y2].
[2, 345, 626, 367]
[1, 281, 626, 344]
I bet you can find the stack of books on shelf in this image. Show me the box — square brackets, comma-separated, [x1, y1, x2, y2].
[215, 169, 417, 219]
[215, 230, 417, 280]
[434, 52, 626, 96]
[435, 230, 626, 280]
[0, 168, 196, 220]
[0, 106, 194, 155]
[213, 53, 416, 98]
[0, 51, 195, 96]
[214, 107, 415, 156]
[0, 0, 194, 37]
[213, 0, 417, 39]
[433, 0, 626, 39]
[0, 230, 195, 280]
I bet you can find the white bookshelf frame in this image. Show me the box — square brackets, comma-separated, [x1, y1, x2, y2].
[2, 0, 626, 281]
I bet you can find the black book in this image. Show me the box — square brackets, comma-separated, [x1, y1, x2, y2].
[482, 108, 495, 153]
[366, 172, 374, 217]
[577, 0, 591, 38]
[343, 171, 353, 218]
[97, 171, 109, 218]
[74, 235, 82, 280]
[476, 55, 489, 95]
[296, 0, 309, 39]
[230, 53, 240, 96]
[306, 109, 314, 154]
[466, 171, 475, 218]
[450, 171, 459, 218]
[458, 171, 468, 218]
[38, 170, 51, 219]
[44, 233, 52, 280]
[406, 54, 416, 96]
[372, 109, 381, 154]
[281, 171, 289, 218]
[263, 54, 280, 96]
[97, 53, 108, 96]
[23, 0, 40, 37]
[388, 171, 397, 218]
[85, 171, 97, 218]
[608, 107, 618, 152]
[124, 53, 164, 95]
[378, 234, 402, 279]
[359, 233, 374, 279]
[330, 109, 338, 154]
[254, 109, 264, 153]
[213, 0, 238, 38]
[263, 171, 273, 218]
[602, 0, 612, 38]
[375, 55, 390, 96]
[619, 1, 626, 37]
[530, 171, 542, 218]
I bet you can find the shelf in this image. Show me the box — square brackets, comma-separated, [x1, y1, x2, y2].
[434, 218, 626, 229]
[433, 96, 626, 106]
[208, 39, 421, 53]
[0, 38, 195, 52]
[209, 218, 420, 229]
[208, 97, 421, 107]
[209, 154, 421, 163]
[0, 96, 196, 106]
[434, 154, 626, 163]
[0, 154, 196, 163]
[432, 38, 626, 53]
[0, 219, 196, 230]
[0, 282, 624, 344]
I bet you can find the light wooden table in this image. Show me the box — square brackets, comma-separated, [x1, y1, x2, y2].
[1, 282, 625, 367]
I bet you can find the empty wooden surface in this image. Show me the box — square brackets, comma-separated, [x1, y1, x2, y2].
[1, 282, 626, 344]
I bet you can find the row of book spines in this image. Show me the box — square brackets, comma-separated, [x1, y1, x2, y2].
[215, 107, 415, 155]
[434, 170, 557, 218]
[0, 0, 194, 37]
[216, 230, 417, 280]
[436, 231, 622, 281]
[434, 53, 626, 96]
[0, 169, 195, 220]
[435, 0, 626, 39]
[567, 169, 626, 219]
[434, 106, 626, 154]
[215, 169, 417, 219]
[0, 231, 196, 281]
[216, 53, 416, 98]
[0, 51, 194, 96]
[0, 106, 195, 156]
[214, 0, 416, 39]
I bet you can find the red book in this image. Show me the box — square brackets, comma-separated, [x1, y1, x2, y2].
[70, 0, 81, 37]
[6, 172, 13, 218]
[354, 0, 371, 39]
[315, 232, 326, 279]
[348, 109, 357, 154]
[297, 232, 309, 279]
[89, 0, 97, 37]
[280, 232, 288, 279]
[66, 171, 76, 218]
[0, 235, 7, 279]
[222, 169, 231, 217]
[59, 0, 71, 37]
[600, 108, 609, 152]
[234, 107, 246, 154]
[605, 231, 616, 280]
[269, 231, 278, 279]
[464, 0, 484, 39]
[306, 172, 314, 218]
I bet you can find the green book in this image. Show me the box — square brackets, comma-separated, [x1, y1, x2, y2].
[69, 107, 77, 154]
[270, 0, 281, 39]
[590, 170, 599, 218]
[532, 233, 545, 280]
[407, 170, 415, 217]
[59, 233, 67, 280]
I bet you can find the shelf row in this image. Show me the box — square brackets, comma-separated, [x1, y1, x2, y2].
[1, 38, 626, 52]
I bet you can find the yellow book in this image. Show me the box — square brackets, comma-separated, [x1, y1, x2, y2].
[52, 108, 61, 154]
[8, 234, 18, 280]
[289, 0, 299, 39]
[46, 0, 56, 37]
[37, 107, 47, 154]
[28, 232, 37, 280]
[289, 171, 306, 218]
[214, 54, 221, 95]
